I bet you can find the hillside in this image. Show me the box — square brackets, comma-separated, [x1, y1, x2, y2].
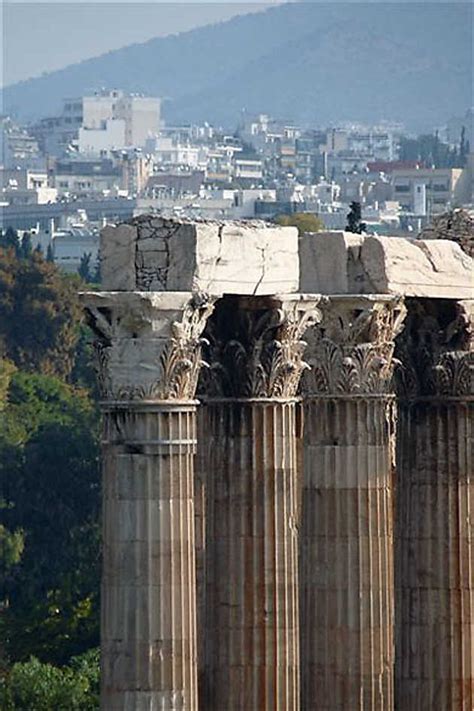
[3, 2, 472, 130]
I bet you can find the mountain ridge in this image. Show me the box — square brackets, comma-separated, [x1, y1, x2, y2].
[3, 2, 472, 130]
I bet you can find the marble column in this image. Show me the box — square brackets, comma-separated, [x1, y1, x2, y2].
[198, 294, 321, 711]
[82, 291, 214, 711]
[300, 295, 406, 711]
[395, 298, 474, 711]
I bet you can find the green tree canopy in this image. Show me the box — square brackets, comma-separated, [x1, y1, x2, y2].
[0, 228, 20, 255]
[20, 233, 33, 260]
[0, 249, 82, 378]
[274, 212, 324, 235]
[78, 253, 92, 283]
[0, 372, 100, 665]
[398, 132, 461, 168]
[0, 648, 99, 711]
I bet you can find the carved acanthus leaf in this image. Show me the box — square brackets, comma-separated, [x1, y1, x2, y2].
[302, 297, 406, 396]
[395, 299, 473, 398]
[200, 298, 323, 399]
[432, 351, 474, 396]
[84, 292, 214, 401]
[152, 298, 214, 400]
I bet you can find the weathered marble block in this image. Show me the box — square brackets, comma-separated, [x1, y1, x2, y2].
[299, 232, 473, 298]
[101, 216, 299, 295]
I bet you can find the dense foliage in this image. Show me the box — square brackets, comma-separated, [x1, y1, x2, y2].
[0, 649, 99, 711]
[0, 242, 101, 708]
[398, 130, 469, 169]
[275, 212, 324, 235]
[345, 201, 366, 234]
[0, 238, 82, 378]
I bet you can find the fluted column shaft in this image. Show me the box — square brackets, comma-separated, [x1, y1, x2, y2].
[102, 403, 198, 710]
[203, 399, 300, 710]
[300, 295, 406, 711]
[396, 399, 473, 710]
[395, 298, 474, 710]
[81, 290, 215, 711]
[198, 294, 322, 710]
[301, 395, 395, 709]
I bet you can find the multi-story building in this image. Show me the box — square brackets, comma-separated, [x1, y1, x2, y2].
[78, 119, 126, 155]
[144, 170, 205, 198]
[391, 166, 471, 215]
[1, 167, 56, 206]
[53, 157, 123, 196]
[0, 117, 42, 168]
[31, 90, 161, 157]
[233, 157, 263, 183]
[145, 137, 206, 170]
[347, 130, 396, 162]
[321, 125, 400, 179]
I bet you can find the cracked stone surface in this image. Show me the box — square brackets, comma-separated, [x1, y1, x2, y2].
[101, 216, 299, 296]
[299, 232, 473, 298]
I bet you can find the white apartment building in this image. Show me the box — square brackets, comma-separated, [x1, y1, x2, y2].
[391, 167, 471, 214]
[234, 158, 263, 182]
[322, 127, 398, 164]
[1, 168, 57, 206]
[145, 137, 207, 170]
[78, 119, 126, 154]
[58, 90, 161, 155]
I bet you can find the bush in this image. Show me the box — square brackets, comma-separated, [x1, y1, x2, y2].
[0, 649, 99, 710]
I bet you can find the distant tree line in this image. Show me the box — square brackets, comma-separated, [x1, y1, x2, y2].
[0, 228, 100, 284]
[399, 127, 470, 169]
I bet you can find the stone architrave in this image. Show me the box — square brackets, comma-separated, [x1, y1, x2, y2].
[100, 216, 299, 295]
[395, 298, 473, 711]
[82, 290, 215, 711]
[299, 232, 473, 299]
[198, 294, 322, 711]
[299, 295, 406, 711]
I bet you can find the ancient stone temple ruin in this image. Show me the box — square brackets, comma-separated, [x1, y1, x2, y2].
[81, 217, 473, 711]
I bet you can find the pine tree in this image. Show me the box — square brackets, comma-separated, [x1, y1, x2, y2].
[20, 233, 33, 259]
[78, 253, 92, 283]
[459, 126, 468, 167]
[92, 258, 101, 285]
[346, 201, 366, 234]
[1, 226, 20, 254]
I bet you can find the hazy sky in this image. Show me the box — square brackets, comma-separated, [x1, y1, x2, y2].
[2, 1, 277, 87]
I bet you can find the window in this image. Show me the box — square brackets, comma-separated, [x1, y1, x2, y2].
[394, 184, 410, 193]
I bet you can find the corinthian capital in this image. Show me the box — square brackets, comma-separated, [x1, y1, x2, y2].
[199, 295, 323, 399]
[396, 298, 473, 398]
[301, 296, 406, 396]
[80, 291, 215, 402]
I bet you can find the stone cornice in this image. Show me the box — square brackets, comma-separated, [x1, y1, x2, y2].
[301, 295, 407, 396]
[199, 295, 323, 399]
[80, 291, 215, 402]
